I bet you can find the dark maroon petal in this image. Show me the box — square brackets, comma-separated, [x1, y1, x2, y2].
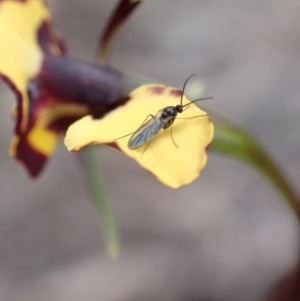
[35, 56, 122, 107]
[37, 21, 67, 55]
[96, 0, 143, 63]
[1, 1, 127, 178]
[14, 136, 48, 177]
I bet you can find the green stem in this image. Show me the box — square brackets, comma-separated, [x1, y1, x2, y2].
[211, 122, 300, 221]
[80, 147, 120, 257]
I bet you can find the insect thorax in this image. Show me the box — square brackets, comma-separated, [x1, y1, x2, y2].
[161, 106, 178, 119]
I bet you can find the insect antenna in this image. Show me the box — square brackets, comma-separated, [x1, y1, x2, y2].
[182, 96, 213, 109]
[176, 114, 208, 120]
[170, 123, 179, 148]
[180, 74, 196, 106]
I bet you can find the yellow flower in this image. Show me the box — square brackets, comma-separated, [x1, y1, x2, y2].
[0, 0, 122, 176]
[65, 84, 214, 188]
[1, 0, 213, 187]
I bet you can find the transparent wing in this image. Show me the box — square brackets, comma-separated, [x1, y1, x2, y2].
[128, 111, 166, 149]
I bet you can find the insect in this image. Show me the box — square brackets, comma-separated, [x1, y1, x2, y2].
[117, 75, 212, 149]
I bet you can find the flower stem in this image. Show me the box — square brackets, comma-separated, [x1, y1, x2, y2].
[79, 147, 120, 257]
[211, 120, 300, 221]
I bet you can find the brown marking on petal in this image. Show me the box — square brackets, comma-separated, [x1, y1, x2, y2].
[14, 137, 48, 178]
[90, 95, 130, 119]
[48, 116, 87, 133]
[147, 86, 166, 95]
[205, 142, 212, 152]
[37, 21, 67, 56]
[169, 88, 182, 97]
[107, 142, 120, 151]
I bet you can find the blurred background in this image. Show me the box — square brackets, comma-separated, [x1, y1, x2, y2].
[1, 0, 300, 300]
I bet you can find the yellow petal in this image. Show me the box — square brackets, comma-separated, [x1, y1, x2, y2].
[65, 84, 214, 188]
[0, 0, 86, 177]
[0, 0, 51, 131]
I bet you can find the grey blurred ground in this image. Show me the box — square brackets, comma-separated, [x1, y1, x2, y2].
[0, 0, 300, 300]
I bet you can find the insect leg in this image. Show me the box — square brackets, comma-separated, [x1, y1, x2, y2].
[170, 123, 179, 148]
[114, 131, 138, 141]
[134, 114, 155, 132]
[176, 114, 208, 120]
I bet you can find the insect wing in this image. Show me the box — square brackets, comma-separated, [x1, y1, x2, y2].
[128, 113, 165, 149]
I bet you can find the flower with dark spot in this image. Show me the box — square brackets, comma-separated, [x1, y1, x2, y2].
[0, 0, 122, 176]
[1, 0, 214, 188]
